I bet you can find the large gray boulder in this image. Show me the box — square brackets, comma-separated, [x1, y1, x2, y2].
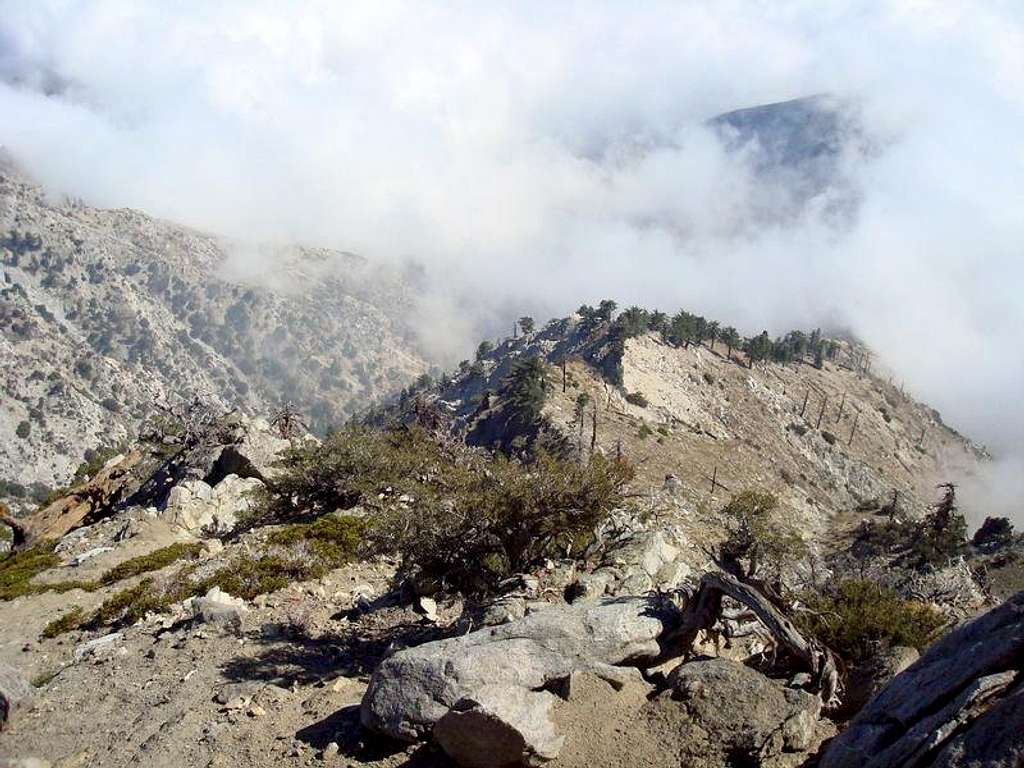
[360, 595, 679, 741]
[434, 685, 563, 767]
[665, 658, 823, 762]
[0, 662, 34, 730]
[821, 590, 1024, 768]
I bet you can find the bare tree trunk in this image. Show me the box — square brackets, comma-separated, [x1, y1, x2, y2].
[665, 572, 841, 707]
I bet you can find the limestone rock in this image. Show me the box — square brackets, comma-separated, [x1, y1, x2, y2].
[162, 474, 262, 534]
[360, 595, 679, 741]
[192, 586, 248, 630]
[434, 685, 563, 767]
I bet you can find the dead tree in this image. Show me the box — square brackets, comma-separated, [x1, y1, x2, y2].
[848, 408, 861, 446]
[816, 396, 828, 429]
[666, 572, 841, 707]
[835, 391, 847, 423]
[271, 402, 308, 440]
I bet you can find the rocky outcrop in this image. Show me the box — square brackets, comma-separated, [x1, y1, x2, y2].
[360, 595, 679, 742]
[21, 450, 146, 543]
[192, 586, 248, 630]
[162, 474, 262, 534]
[821, 590, 1024, 768]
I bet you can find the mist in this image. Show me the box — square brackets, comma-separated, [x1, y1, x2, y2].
[1, 1, 1022, 520]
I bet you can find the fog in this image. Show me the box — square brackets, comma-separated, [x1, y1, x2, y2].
[1, 2, 1022, 519]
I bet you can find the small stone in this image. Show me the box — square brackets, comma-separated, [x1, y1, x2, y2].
[248, 704, 266, 717]
[322, 742, 339, 759]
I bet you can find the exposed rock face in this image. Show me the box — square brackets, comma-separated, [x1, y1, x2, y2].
[838, 645, 919, 719]
[665, 658, 824, 761]
[434, 685, 563, 767]
[360, 595, 679, 741]
[0, 661, 34, 730]
[162, 474, 262, 534]
[821, 590, 1024, 768]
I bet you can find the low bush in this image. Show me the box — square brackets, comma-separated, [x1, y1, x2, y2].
[0, 540, 60, 600]
[98, 542, 203, 585]
[625, 391, 648, 408]
[41, 606, 86, 638]
[796, 579, 946, 663]
[717, 491, 806, 581]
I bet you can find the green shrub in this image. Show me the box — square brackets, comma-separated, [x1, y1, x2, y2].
[625, 391, 649, 408]
[0, 540, 60, 600]
[41, 606, 86, 638]
[717, 491, 806, 580]
[98, 542, 203, 585]
[796, 580, 946, 663]
[368, 451, 634, 595]
[637, 423, 653, 439]
[16, 421, 30, 439]
[265, 515, 365, 569]
[91, 578, 165, 626]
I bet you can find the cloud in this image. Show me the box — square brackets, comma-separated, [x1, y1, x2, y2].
[1, 1, 1023, 518]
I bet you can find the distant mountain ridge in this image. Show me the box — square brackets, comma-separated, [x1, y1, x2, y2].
[0, 165, 428, 505]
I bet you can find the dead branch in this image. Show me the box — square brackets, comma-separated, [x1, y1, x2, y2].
[666, 571, 841, 707]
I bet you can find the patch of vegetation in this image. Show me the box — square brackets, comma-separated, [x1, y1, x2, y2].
[656, 425, 670, 437]
[797, 579, 946, 663]
[31, 669, 60, 688]
[716, 491, 806, 581]
[91, 578, 165, 626]
[821, 431, 837, 445]
[265, 515, 365, 569]
[637, 423, 653, 439]
[369, 450, 633, 595]
[98, 542, 203, 585]
[72, 443, 129, 484]
[41, 606, 86, 639]
[0, 540, 60, 601]
[625, 391, 649, 408]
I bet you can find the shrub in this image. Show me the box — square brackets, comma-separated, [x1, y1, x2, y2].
[625, 391, 649, 408]
[98, 543, 203, 585]
[0, 540, 60, 600]
[821, 431, 837, 445]
[41, 606, 86, 639]
[265, 515, 365, 569]
[368, 451, 634, 595]
[717, 491, 806, 580]
[796, 580, 946, 663]
[637, 423, 653, 439]
[16, 421, 30, 439]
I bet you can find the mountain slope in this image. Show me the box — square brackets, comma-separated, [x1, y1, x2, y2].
[0, 166, 428, 503]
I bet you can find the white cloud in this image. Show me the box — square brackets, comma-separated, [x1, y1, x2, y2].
[1, 1, 1023, 519]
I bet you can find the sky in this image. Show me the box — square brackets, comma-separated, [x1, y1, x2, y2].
[1, 1, 1022, 517]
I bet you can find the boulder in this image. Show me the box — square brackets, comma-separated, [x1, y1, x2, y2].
[665, 658, 823, 760]
[192, 586, 248, 630]
[360, 595, 679, 741]
[434, 685, 563, 767]
[838, 645, 919, 718]
[0, 662, 34, 730]
[162, 474, 262, 534]
[821, 590, 1024, 768]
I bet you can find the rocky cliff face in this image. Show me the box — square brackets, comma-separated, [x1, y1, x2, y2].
[0, 166, 428, 504]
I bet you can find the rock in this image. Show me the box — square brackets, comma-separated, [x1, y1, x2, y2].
[414, 596, 438, 623]
[192, 586, 248, 630]
[73, 632, 123, 662]
[821, 590, 1024, 768]
[321, 741, 339, 759]
[839, 645, 919, 718]
[666, 657, 824, 759]
[360, 594, 678, 741]
[163, 474, 262, 534]
[434, 685, 563, 768]
[202, 538, 224, 557]
[70, 545, 114, 566]
[0, 662, 34, 730]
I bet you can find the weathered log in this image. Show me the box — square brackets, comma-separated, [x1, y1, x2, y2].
[667, 572, 842, 707]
